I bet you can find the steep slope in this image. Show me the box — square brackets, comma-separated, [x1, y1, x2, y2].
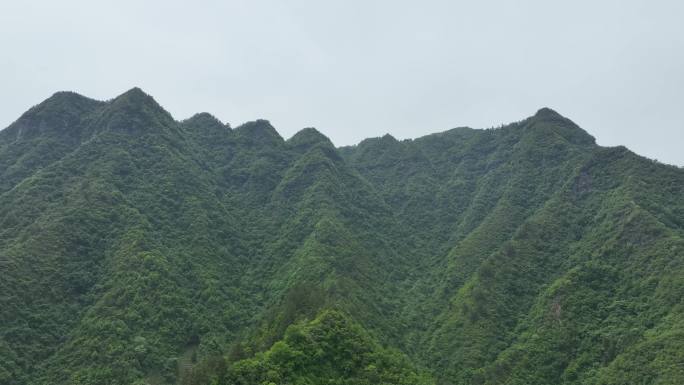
[476, 148, 684, 385]
[0, 90, 682, 385]
[341, 111, 683, 385]
[0, 89, 251, 384]
[0, 91, 105, 193]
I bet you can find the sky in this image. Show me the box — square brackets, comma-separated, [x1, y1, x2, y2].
[1, 0, 682, 165]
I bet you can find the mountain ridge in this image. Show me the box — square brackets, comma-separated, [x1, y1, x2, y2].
[0, 89, 682, 385]
[2, 88, 609, 156]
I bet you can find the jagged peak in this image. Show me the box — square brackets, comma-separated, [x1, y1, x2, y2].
[356, 132, 402, 149]
[2, 91, 105, 140]
[188, 112, 221, 123]
[528, 107, 577, 129]
[104, 87, 171, 121]
[289, 127, 328, 141]
[46, 90, 98, 103]
[534, 107, 564, 120]
[235, 118, 274, 129]
[118, 86, 148, 98]
[95, 87, 176, 134]
[23, 91, 103, 117]
[234, 119, 284, 145]
[112, 87, 168, 112]
[526, 107, 596, 146]
[287, 127, 334, 152]
[182, 112, 229, 131]
[110, 87, 161, 108]
[380, 133, 397, 141]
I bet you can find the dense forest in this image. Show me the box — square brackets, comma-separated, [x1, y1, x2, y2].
[0, 88, 682, 385]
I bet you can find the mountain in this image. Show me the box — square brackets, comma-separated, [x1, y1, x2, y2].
[0, 89, 682, 385]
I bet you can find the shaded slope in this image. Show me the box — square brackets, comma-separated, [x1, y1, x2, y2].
[0, 91, 105, 193]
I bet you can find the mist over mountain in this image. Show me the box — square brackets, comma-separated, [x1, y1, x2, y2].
[1, 89, 682, 385]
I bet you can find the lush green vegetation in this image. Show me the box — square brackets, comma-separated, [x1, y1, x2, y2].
[0, 90, 682, 385]
[223, 310, 433, 385]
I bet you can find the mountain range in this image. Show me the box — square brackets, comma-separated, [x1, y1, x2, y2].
[1, 88, 682, 385]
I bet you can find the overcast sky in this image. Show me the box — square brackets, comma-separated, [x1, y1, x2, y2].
[1, 0, 682, 165]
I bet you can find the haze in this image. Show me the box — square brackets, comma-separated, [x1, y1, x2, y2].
[1, 0, 682, 165]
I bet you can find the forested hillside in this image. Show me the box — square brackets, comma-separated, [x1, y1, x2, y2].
[1, 89, 682, 385]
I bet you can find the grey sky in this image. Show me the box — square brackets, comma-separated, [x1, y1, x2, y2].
[1, 0, 682, 165]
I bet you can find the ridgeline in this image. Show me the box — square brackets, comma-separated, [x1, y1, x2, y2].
[1, 89, 682, 385]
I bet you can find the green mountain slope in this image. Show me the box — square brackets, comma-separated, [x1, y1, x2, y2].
[224, 310, 433, 385]
[0, 89, 682, 385]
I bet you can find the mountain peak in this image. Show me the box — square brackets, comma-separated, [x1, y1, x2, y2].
[234, 119, 284, 146]
[46, 90, 92, 102]
[107, 87, 171, 115]
[97, 87, 175, 134]
[119, 86, 148, 97]
[525, 107, 596, 146]
[183, 112, 227, 129]
[111, 87, 158, 106]
[287, 127, 334, 152]
[30, 90, 103, 116]
[356, 132, 400, 150]
[2, 91, 104, 141]
[534, 107, 564, 119]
